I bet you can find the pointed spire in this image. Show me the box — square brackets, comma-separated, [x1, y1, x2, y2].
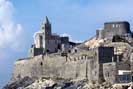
[45, 16, 50, 24]
[41, 16, 51, 31]
[42, 16, 50, 25]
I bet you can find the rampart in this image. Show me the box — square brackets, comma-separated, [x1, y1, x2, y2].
[12, 47, 119, 84]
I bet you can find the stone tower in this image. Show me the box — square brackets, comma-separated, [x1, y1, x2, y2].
[96, 21, 132, 40]
[29, 16, 71, 57]
[41, 16, 51, 39]
[41, 16, 52, 52]
[34, 17, 51, 48]
[32, 16, 52, 56]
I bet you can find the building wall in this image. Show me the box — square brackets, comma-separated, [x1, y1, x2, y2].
[45, 38, 61, 53]
[97, 21, 131, 39]
[13, 46, 117, 84]
[13, 49, 106, 83]
[103, 62, 117, 84]
[29, 47, 44, 57]
[104, 22, 130, 37]
[34, 33, 44, 48]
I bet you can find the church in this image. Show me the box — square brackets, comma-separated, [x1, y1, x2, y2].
[29, 17, 78, 57]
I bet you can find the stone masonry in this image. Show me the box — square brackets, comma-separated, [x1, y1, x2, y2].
[11, 18, 133, 85]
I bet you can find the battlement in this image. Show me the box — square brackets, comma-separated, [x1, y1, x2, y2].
[96, 21, 132, 40]
[104, 21, 130, 34]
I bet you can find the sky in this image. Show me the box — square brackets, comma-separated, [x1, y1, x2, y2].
[0, 0, 133, 88]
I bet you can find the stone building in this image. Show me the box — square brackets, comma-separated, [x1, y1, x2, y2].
[96, 21, 133, 41]
[29, 17, 77, 57]
[10, 20, 133, 86]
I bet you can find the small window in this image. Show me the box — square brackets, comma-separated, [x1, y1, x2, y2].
[107, 72, 109, 77]
[116, 24, 118, 28]
[75, 49, 77, 53]
[40, 62, 43, 66]
[68, 50, 71, 53]
[112, 24, 115, 28]
[46, 49, 49, 53]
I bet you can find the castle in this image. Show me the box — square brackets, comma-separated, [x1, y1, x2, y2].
[11, 17, 133, 85]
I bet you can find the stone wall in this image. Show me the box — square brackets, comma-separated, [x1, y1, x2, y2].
[97, 21, 131, 39]
[13, 46, 128, 84]
[103, 62, 117, 84]
[13, 50, 104, 83]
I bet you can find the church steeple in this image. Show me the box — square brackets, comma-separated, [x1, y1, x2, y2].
[42, 16, 50, 25]
[41, 16, 51, 30]
[45, 16, 50, 24]
[41, 16, 51, 38]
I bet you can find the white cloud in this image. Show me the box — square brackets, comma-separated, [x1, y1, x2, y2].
[0, 0, 22, 49]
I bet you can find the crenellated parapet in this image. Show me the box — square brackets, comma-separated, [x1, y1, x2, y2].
[96, 21, 132, 41]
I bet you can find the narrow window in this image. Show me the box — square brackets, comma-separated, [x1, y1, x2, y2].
[107, 72, 109, 77]
[40, 62, 43, 66]
[75, 49, 77, 53]
[68, 50, 71, 53]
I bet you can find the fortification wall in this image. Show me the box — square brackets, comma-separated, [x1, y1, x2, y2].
[97, 21, 131, 39]
[13, 47, 118, 84]
[13, 51, 104, 83]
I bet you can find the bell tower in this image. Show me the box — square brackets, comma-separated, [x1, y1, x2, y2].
[41, 16, 51, 39]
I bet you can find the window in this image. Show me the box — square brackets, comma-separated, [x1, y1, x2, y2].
[68, 50, 71, 53]
[107, 72, 109, 77]
[116, 24, 118, 28]
[75, 49, 77, 53]
[46, 49, 49, 53]
[40, 62, 43, 66]
[112, 24, 115, 28]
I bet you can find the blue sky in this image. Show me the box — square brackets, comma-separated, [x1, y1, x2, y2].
[0, 0, 133, 88]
